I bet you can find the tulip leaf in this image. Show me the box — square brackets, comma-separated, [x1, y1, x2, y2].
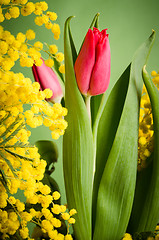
[89, 13, 100, 29]
[68, 22, 77, 64]
[93, 31, 155, 240]
[130, 66, 159, 232]
[63, 17, 94, 240]
[53, 58, 65, 82]
[91, 94, 103, 128]
[92, 64, 130, 228]
[78, 13, 100, 55]
[127, 155, 153, 234]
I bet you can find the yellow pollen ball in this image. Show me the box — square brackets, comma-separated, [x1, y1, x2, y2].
[49, 44, 58, 54]
[9, 7, 20, 18]
[44, 58, 54, 68]
[61, 212, 70, 220]
[52, 191, 61, 200]
[59, 64, 65, 74]
[139, 136, 147, 145]
[151, 70, 157, 76]
[56, 52, 64, 62]
[25, 29, 35, 40]
[68, 217, 76, 224]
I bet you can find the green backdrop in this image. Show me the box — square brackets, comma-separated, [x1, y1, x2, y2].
[2, 0, 159, 203]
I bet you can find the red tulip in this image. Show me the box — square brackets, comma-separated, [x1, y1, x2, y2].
[74, 27, 110, 96]
[32, 59, 63, 102]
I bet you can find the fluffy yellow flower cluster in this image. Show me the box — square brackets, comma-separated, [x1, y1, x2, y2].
[0, 71, 67, 139]
[0, 26, 42, 69]
[138, 70, 159, 170]
[0, 0, 60, 41]
[0, 72, 74, 239]
[0, 1, 74, 239]
[0, 0, 65, 72]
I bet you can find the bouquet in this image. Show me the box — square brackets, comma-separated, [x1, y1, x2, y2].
[0, 1, 159, 240]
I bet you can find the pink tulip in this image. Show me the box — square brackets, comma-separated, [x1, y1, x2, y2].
[32, 59, 63, 103]
[74, 27, 110, 96]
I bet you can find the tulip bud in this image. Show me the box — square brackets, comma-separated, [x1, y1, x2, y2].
[74, 27, 110, 96]
[32, 58, 63, 103]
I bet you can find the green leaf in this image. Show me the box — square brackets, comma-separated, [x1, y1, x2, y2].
[63, 16, 94, 240]
[53, 57, 65, 82]
[48, 175, 60, 194]
[91, 94, 103, 128]
[92, 64, 130, 228]
[89, 13, 100, 29]
[93, 31, 155, 240]
[127, 155, 153, 234]
[35, 140, 58, 169]
[78, 13, 100, 56]
[131, 66, 159, 232]
[68, 20, 77, 64]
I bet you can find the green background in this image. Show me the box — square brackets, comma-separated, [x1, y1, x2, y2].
[2, 0, 159, 203]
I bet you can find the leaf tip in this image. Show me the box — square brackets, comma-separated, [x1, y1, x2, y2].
[143, 65, 147, 72]
[150, 29, 156, 40]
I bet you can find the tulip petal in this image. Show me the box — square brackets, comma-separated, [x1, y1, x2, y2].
[32, 64, 42, 89]
[32, 59, 63, 101]
[89, 34, 110, 95]
[74, 29, 95, 95]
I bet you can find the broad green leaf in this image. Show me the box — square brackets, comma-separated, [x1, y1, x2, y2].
[63, 17, 94, 240]
[35, 140, 58, 170]
[132, 66, 159, 231]
[48, 175, 60, 194]
[127, 155, 153, 234]
[68, 21, 77, 64]
[93, 31, 155, 240]
[92, 64, 130, 228]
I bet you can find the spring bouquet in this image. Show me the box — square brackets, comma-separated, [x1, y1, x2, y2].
[0, 1, 159, 240]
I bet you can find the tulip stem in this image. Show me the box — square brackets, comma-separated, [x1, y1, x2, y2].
[85, 96, 92, 123]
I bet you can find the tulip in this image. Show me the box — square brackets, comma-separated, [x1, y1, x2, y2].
[74, 27, 110, 96]
[32, 58, 63, 103]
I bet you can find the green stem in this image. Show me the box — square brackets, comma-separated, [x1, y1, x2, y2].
[85, 95, 91, 124]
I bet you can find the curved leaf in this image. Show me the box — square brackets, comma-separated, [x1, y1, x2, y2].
[127, 156, 153, 234]
[132, 66, 159, 231]
[93, 31, 155, 240]
[92, 64, 130, 228]
[35, 140, 58, 170]
[63, 17, 94, 240]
